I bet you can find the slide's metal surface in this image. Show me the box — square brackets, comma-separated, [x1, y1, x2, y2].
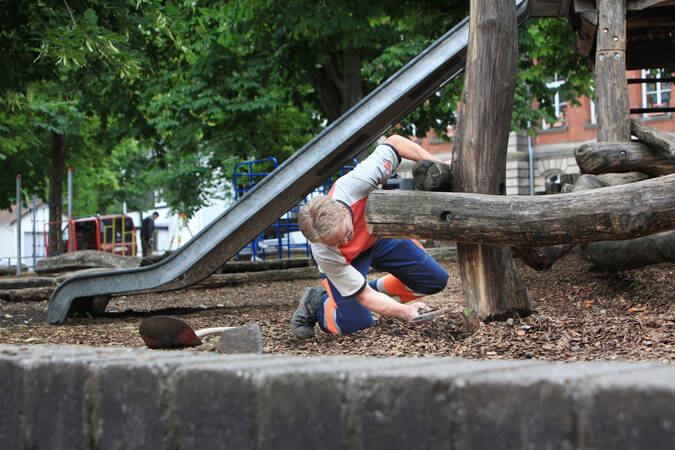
[47, 0, 536, 323]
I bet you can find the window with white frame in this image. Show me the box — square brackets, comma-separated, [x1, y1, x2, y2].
[542, 74, 567, 129]
[641, 69, 671, 116]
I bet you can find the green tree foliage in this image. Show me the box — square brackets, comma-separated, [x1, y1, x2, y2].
[1, 0, 593, 220]
[514, 18, 593, 132]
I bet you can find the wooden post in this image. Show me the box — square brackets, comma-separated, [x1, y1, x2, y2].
[595, 0, 630, 142]
[449, 0, 530, 318]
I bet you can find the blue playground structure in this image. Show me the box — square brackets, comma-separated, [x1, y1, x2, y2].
[234, 157, 358, 261]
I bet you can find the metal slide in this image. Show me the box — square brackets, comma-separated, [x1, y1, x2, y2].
[47, 0, 536, 323]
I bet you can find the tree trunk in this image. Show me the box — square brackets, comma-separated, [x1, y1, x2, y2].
[575, 142, 675, 175]
[312, 47, 363, 124]
[48, 132, 66, 256]
[342, 47, 362, 114]
[631, 117, 675, 156]
[449, 0, 530, 319]
[366, 174, 675, 245]
[595, 0, 630, 142]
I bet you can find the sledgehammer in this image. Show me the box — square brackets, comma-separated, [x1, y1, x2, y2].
[139, 315, 262, 354]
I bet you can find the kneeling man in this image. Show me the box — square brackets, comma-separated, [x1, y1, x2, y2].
[291, 135, 450, 338]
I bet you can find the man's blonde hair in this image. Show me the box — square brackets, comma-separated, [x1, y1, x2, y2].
[298, 196, 345, 243]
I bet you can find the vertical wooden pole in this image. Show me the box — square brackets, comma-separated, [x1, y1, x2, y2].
[595, 0, 630, 142]
[450, 0, 531, 319]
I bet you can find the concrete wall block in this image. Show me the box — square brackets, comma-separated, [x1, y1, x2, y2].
[171, 356, 304, 450]
[342, 359, 545, 450]
[255, 369, 347, 450]
[455, 380, 574, 450]
[22, 358, 94, 450]
[251, 357, 434, 450]
[90, 361, 172, 450]
[576, 365, 675, 450]
[0, 358, 23, 449]
[345, 372, 454, 449]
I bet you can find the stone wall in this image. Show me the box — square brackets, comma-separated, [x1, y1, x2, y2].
[1, 344, 673, 449]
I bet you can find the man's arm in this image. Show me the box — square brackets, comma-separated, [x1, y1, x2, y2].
[356, 284, 428, 321]
[385, 135, 444, 163]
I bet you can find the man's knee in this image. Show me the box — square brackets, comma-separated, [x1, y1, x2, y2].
[421, 268, 449, 295]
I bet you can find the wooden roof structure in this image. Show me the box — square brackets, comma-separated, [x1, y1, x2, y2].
[530, 0, 675, 69]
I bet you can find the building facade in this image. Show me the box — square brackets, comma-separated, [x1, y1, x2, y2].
[406, 69, 674, 195]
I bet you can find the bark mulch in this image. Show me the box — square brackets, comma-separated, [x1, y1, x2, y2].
[0, 252, 672, 363]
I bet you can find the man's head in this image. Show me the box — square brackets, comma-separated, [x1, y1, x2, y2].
[298, 196, 353, 246]
[152, 211, 159, 219]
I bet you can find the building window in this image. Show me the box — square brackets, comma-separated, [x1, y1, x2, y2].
[542, 74, 567, 130]
[641, 69, 671, 117]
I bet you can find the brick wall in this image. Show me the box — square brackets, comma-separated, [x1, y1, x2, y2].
[414, 70, 674, 195]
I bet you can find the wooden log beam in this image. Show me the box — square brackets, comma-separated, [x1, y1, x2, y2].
[0, 277, 56, 290]
[196, 266, 321, 288]
[631, 118, 675, 157]
[515, 171, 650, 270]
[219, 258, 312, 273]
[575, 142, 675, 175]
[365, 174, 675, 246]
[0, 287, 54, 302]
[581, 229, 675, 271]
[512, 244, 575, 271]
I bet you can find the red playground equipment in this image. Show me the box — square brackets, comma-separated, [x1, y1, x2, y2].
[44, 214, 137, 257]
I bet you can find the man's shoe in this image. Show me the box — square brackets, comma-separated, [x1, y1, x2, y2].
[290, 287, 326, 339]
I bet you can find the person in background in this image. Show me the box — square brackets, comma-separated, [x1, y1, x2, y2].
[141, 211, 159, 257]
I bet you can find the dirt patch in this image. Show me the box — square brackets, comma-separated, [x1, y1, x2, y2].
[0, 252, 672, 362]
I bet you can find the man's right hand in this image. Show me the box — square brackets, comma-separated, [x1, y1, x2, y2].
[403, 301, 430, 322]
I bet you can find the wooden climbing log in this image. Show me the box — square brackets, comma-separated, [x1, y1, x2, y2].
[575, 142, 675, 175]
[581, 229, 675, 272]
[0, 277, 56, 290]
[572, 172, 651, 191]
[512, 244, 575, 271]
[412, 159, 452, 191]
[197, 266, 320, 288]
[630, 118, 675, 157]
[0, 287, 54, 302]
[365, 174, 675, 246]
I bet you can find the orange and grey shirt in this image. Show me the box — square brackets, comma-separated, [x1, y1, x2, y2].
[310, 143, 401, 297]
